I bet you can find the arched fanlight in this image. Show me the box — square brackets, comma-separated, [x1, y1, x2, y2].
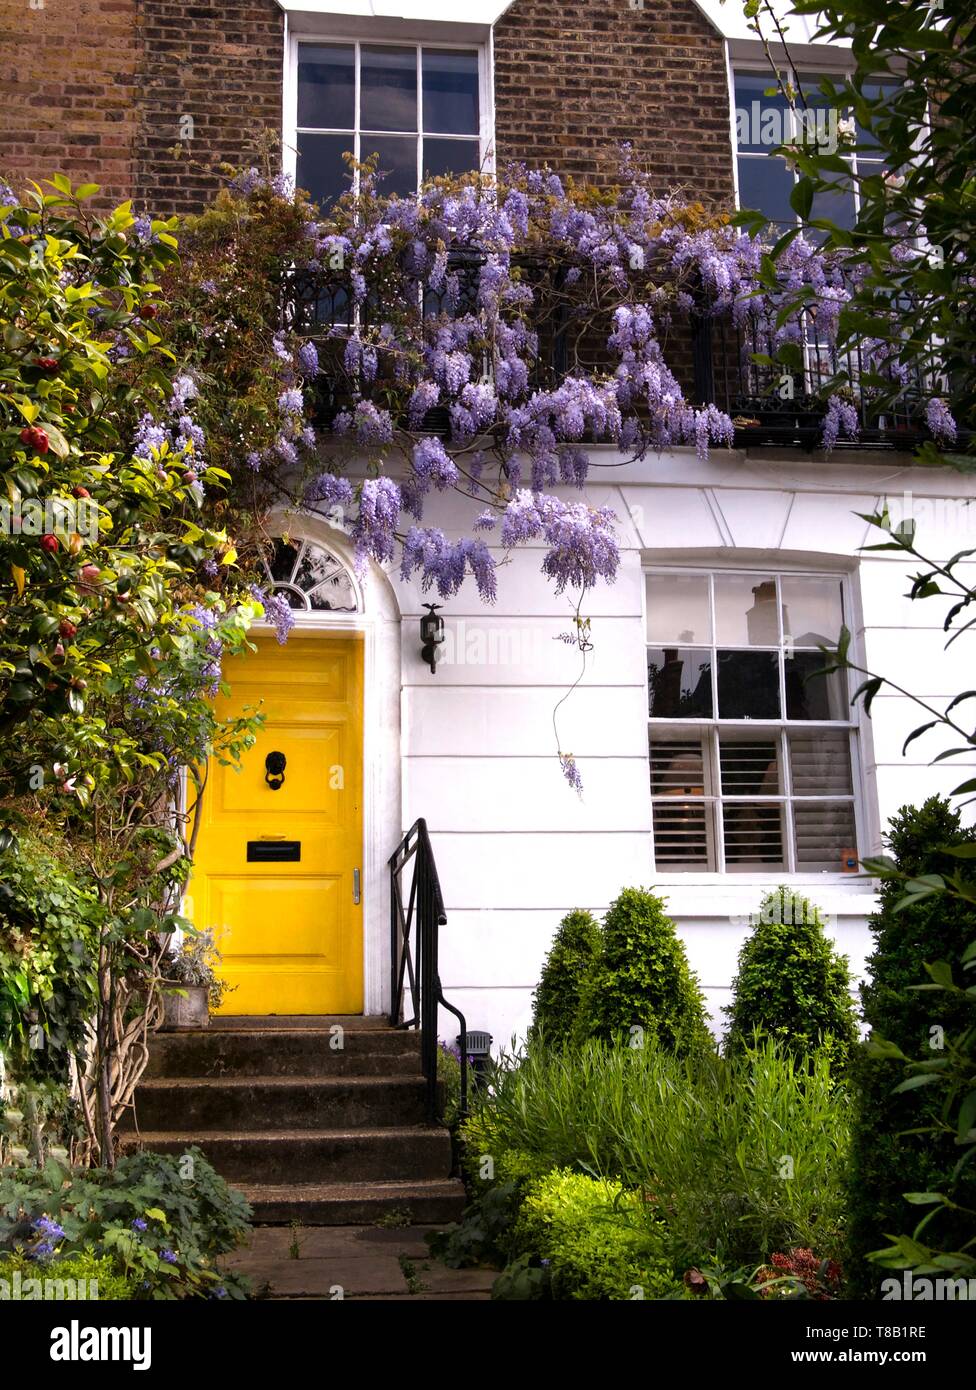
[263, 538, 358, 612]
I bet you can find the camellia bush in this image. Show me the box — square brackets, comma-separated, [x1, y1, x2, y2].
[0, 178, 262, 1165]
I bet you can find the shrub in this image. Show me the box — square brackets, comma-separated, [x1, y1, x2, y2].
[510, 1169, 672, 1300]
[0, 1147, 251, 1299]
[0, 1248, 135, 1300]
[576, 888, 710, 1055]
[529, 909, 601, 1046]
[465, 1036, 848, 1269]
[846, 797, 976, 1296]
[0, 826, 100, 1087]
[724, 887, 858, 1071]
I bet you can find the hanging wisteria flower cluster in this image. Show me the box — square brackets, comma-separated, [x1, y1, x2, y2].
[172, 156, 958, 611]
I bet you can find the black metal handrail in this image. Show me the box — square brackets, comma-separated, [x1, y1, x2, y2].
[389, 818, 467, 1124]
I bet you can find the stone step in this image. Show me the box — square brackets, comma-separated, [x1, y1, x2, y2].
[145, 1028, 421, 1079]
[234, 1180, 466, 1226]
[126, 1076, 431, 1133]
[125, 1127, 453, 1184]
[209, 1015, 395, 1031]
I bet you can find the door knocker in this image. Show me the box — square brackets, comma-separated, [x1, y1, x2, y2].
[264, 751, 287, 790]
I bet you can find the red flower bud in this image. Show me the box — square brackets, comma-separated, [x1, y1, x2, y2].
[40, 533, 60, 554]
[59, 619, 77, 639]
[34, 357, 60, 374]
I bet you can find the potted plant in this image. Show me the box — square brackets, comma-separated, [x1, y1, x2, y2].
[160, 929, 232, 1031]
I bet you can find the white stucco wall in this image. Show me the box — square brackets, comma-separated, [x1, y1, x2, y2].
[331, 445, 976, 1050]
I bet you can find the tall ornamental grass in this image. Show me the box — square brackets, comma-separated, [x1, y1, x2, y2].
[466, 1038, 848, 1268]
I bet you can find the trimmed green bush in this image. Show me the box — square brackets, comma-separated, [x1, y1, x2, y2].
[511, 1169, 671, 1300]
[724, 887, 858, 1071]
[0, 1249, 135, 1300]
[576, 888, 710, 1055]
[846, 797, 976, 1297]
[530, 908, 601, 1045]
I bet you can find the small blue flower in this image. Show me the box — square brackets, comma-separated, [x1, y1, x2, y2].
[131, 1217, 148, 1232]
[161, 1249, 178, 1265]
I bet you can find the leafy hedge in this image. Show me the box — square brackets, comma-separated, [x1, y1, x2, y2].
[575, 888, 710, 1055]
[724, 887, 858, 1071]
[530, 908, 601, 1046]
[0, 826, 100, 1084]
[846, 798, 976, 1296]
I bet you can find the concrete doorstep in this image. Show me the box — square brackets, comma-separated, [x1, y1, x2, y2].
[224, 1225, 496, 1301]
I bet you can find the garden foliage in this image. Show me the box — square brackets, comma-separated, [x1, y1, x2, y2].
[0, 1147, 251, 1299]
[575, 888, 710, 1055]
[529, 908, 601, 1046]
[724, 887, 858, 1071]
[846, 798, 976, 1296]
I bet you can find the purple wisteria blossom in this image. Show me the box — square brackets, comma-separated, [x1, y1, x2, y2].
[926, 397, 957, 445]
[249, 584, 295, 645]
[822, 394, 860, 452]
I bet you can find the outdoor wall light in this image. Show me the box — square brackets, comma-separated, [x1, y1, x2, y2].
[461, 1030, 494, 1092]
[420, 603, 445, 674]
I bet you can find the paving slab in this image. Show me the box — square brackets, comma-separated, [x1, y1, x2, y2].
[225, 1224, 497, 1301]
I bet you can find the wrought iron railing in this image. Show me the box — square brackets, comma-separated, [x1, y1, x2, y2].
[283, 251, 951, 452]
[690, 305, 940, 451]
[389, 818, 467, 1124]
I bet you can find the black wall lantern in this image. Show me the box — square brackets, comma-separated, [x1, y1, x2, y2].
[420, 603, 445, 674]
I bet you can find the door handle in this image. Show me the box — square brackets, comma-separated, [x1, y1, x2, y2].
[259, 835, 288, 841]
[353, 868, 361, 905]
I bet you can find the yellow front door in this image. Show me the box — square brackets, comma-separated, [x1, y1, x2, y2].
[189, 633, 364, 1014]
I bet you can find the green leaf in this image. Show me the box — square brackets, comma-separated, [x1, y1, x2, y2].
[789, 177, 814, 220]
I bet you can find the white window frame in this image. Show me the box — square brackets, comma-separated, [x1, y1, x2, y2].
[731, 63, 891, 229]
[283, 30, 494, 199]
[643, 562, 868, 881]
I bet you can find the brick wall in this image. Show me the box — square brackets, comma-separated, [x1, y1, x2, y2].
[0, 0, 140, 205]
[1, 0, 733, 214]
[135, 0, 283, 216]
[494, 0, 735, 204]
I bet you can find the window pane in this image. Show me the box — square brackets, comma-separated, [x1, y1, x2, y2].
[714, 574, 778, 646]
[781, 576, 844, 648]
[734, 71, 791, 153]
[423, 138, 481, 182]
[422, 50, 479, 134]
[789, 730, 853, 796]
[646, 573, 711, 644]
[361, 135, 417, 196]
[794, 801, 857, 871]
[647, 649, 713, 718]
[297, 132, 352, 209]
[652, 802, 713, 870]
[298, 43, 355, 129]
[268, 539, 300, 584]
[723, 802, 786, 870]
[737, 156, 795, 226]
[785, 652, 849, 720]
[650, 737, 708, 797]
[719, 736, 781, 796]
[361, 46, 417, 133]
[811, 178, 857, 237]
[717, 650, 780, 719]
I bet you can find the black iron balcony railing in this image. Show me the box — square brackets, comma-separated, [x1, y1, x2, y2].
[283, 250, 951, 453]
